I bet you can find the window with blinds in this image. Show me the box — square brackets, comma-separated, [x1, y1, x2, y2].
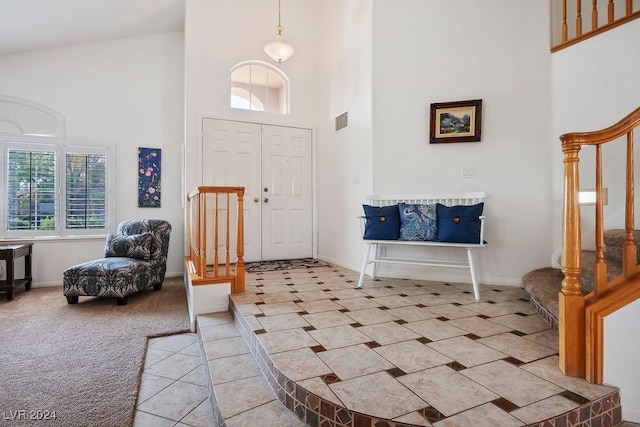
[65, 152, 107, 229]
[6, 147, 57, 232]
[1, 139, 111, 238]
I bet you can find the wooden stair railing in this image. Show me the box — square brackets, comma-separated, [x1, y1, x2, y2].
[186, 186, 245, 293]
[551, 0, 640, 52]
[559, 106, 640, 382]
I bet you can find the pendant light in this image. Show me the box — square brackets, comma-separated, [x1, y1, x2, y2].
[264, 0, 294, 63]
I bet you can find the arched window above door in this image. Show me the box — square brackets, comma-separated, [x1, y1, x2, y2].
[230, 61, 289, 114]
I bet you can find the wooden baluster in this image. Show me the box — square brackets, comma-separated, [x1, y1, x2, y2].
[188, 194, 194, 274]
[626, 0, 632, 16]
[190, 193, 197, 276]
[594, 145, 607, 296]
[213, 192, 219, 278]
[591, 0, 598, 30]
[224, 193, 231, 276]
[197, 193, 202, 276]
[624, 131, 636, 279]
[562, 0, 568, 43]
[608, 0, 614, 23]
[201, 192, 207, 278]
[236, 189, 245, 293]
[576, 0, 583, 37]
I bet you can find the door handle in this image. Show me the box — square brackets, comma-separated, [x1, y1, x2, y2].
[263, 198, 269, 203]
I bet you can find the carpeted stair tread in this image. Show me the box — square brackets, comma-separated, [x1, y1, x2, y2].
[522, 246, 626, 329]
[522, 226, 635, 329]
[604, 229, 640, 264]
[522, 267, 564, 329]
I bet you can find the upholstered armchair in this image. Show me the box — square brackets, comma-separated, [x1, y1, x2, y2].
[63, 219, 172, 305]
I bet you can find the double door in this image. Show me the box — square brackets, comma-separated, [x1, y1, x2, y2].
[202, 118, 312, 262]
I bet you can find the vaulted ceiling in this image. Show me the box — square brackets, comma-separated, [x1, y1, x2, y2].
[0, 0, 185, 55]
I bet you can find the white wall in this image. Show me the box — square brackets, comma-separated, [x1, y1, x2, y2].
[183, 0, 556, 288]
[184, 0, 320, 194]
[314, 0, 373, 270]
[551, 20, 640, 248]
[0, 33, 185, 285]
[366, 0, 553, 285]
[551, 20, 640, 423]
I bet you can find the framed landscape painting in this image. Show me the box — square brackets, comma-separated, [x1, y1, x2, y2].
[430, 99, 482, 143]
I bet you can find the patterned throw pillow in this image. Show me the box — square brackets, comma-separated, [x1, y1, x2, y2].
[436, 203, 484, 243]
[104, 233, 153, 260]
[398, 203, 437, 241]
[362, 204, 401, 240]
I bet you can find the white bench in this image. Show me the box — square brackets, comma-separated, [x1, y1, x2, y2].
[358, 192, 487, 300]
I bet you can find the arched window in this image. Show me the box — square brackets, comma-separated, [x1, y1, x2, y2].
[0, 95, 64, 138]
[0, 96, 112, 238]
[231, 88, 264, 111]
[230, 61, 289, 114]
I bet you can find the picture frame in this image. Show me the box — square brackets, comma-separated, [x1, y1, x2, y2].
[429, 99, 482, 143]
[138, 147, 162, 207]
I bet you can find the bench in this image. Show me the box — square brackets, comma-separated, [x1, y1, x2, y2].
[358, 192, 487, 300]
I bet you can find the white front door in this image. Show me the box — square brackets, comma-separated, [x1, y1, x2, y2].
[261, 125, 313, 260]
[201, 118, 312, 262]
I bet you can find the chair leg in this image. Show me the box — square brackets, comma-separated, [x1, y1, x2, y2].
[153, 283, 162, 291]
[66, 296, 78, 304]
[116, 297, 127, 306]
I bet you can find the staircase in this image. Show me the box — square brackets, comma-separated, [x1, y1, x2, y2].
[196, 311, 306, 426]
[523, 229, 635, 331]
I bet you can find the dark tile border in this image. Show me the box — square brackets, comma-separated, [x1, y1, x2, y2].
[227, 296, 621, 427]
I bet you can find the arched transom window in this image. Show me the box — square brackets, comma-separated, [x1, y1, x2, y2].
[230, 61, 289, 114]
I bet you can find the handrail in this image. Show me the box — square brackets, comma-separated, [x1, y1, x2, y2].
[559, 106, 640, 382]
[186, 186, 245, 293]
[551, 0, 640, 52]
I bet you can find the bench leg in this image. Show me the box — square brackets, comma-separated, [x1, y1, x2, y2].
[372, 244, 381, 279]
[358, 243, 373, 287]
[466, 248, 480, 300]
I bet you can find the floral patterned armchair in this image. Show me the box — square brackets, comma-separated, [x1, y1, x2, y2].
[63, 219, 171, 305]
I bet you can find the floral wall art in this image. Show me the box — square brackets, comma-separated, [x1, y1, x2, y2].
[138, 147, 161, 207]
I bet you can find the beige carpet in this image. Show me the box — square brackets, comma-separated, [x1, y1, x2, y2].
[0, 276, 190, 427]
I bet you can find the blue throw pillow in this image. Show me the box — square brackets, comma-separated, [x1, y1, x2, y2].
[362, 204, 400, 240]
[436, 203, 484, 243]
[399, 203, 437, 241]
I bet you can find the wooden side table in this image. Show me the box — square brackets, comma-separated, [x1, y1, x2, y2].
[0, 243, 33, 301]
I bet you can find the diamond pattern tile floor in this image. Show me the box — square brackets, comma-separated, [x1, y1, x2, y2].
[134, 334, 212, 426]
[133, 264, 638, 427]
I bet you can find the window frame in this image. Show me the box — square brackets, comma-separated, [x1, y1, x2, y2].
[0, 136, 114, 240]
[62, 145, 113, 236]
[230, 60, 290, 114]
[3, 139, 59, 238]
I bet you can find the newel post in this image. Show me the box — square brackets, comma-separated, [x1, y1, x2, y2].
[559, 142, 586, 377]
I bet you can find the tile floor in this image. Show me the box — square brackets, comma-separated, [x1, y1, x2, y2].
[134, 333, 213, 426]
[133, 264, 636, 427]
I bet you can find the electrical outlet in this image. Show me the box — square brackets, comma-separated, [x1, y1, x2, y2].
[462, 167, 475, 178]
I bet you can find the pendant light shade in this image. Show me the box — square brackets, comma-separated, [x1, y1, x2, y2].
[265, 0, 294, 63]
